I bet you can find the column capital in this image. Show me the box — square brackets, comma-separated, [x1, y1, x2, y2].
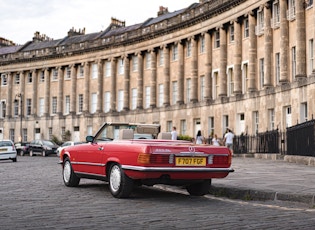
[160, 44, 170, 49]
[135, 51, 143, 56]
[187, 35, 197, 41]
[264, 2, 271, 9]
[174, 40, 184, 45]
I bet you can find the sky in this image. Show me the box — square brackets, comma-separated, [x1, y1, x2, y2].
[0, 0, 196, 45]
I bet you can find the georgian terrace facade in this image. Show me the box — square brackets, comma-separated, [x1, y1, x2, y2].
[0, 0, 314, 142]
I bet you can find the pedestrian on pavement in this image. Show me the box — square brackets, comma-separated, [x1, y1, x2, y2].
[195, 130, 204, 144]
[212, 134, 220, 146]
[171, 126, 178, 140]
[223, 128, 234, 155]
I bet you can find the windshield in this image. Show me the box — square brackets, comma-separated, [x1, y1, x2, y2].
[93, 123, 160, 142]
[43, 140, 55, 146]
[95, 124, 131, 141]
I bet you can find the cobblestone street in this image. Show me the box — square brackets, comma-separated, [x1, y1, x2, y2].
[1, 156, 315, 229]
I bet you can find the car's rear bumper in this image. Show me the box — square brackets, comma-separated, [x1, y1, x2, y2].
[0, 152, 17, 160]
[122, 165, 234, 173]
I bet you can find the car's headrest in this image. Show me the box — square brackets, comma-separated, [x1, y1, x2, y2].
[119, 129, 134, 140]
[157, 132, 172, 140]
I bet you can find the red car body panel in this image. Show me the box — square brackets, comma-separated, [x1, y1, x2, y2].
[61, 139, 233, 181]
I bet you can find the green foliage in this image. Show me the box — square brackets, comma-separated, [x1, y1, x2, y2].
[51, 135, 62, 145]
[178, 135, 193, 141]
[63, 130, 71, 141]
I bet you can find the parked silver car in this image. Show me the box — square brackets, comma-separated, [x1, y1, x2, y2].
[0, 140, 17, 162]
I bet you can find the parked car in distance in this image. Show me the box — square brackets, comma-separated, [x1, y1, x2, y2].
[56, 141, 84, 157]
[15, 142, 30, 156]
[59, 122, 234, 198]
[28, 140, 59, 157]
[0, 140, 17, 162]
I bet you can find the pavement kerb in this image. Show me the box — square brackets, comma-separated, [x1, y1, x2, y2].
[209, 154, 315, 207]
[208, 185, 315, 207]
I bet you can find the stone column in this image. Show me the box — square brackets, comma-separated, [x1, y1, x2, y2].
[219, 26, 227, 97]
[32, 70, 38, 116]
[191, 36, 198, 103]
[123, 55, 130, 111]
[7, 73, 12, 117]
[296, 0, 306, 78]
[248, 11, 257, 91]
[83, 62, 90, 114]
[163, 45, 170, 107]
[57, 67, 64, 116]
[70, 64, 77, 114]
[233, 19, 242, 94]
[264, 3, 272, 87]
[110, 58, 117, 112]
[44, 68, 50, 116]
[177, 41, 184, 104]
[19, 71, 25, 118]
[150, 49, 157, 108]
[97, 60, 104, 113]
[204, 32, 212, 101]
[137, 52, 143, 109]
[280, 0, 289, 83]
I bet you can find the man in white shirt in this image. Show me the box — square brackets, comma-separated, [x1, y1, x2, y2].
[171, 127, 178, 140]
[224, 129, 234, 155]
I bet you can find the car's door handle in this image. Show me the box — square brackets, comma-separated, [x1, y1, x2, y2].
[98, 147, 103, 150]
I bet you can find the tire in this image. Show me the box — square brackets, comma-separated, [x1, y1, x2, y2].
[12, 157, 17, 162]
[29, 150, 33, 157]
[63, 158, 80, 187]
[42, 150, 46, 157]
[186, 179, 211, 196]
[109, 163, 134, 198]
[20, 150, 24, 156]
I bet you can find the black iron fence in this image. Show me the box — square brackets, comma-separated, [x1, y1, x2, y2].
[234, 130, 281, 154]
[232, 118, 315, 156]
[286, 119, 315, 157]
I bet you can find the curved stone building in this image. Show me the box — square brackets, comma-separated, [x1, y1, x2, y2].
[0, 0, 314, 142]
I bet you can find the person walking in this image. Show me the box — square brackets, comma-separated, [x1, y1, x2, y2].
[212, 134, 220, 146]
[171, 126, 178, 140]
[223, 128, 234, 155]
[195, 130, 204, 144]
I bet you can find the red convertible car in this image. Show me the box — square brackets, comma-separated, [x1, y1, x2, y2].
[59, 122, 234, 198]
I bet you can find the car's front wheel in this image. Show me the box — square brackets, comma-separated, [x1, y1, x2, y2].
[63, 158, 80, 187]
[109, 163, 134, 198]
[186, 179, 211, 196]
[29, 150, 33, 157]
[42, 150, 46, 157]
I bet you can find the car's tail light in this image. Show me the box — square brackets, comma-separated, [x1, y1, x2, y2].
[137, 153, 150, 164]
[213, 155, 229, 164]
[137, 153, 171, 164]
[150, 154, 170, 164]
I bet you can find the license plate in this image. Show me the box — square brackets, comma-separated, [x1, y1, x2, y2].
[0, 148, 7, 152]
[175, 157, 206, 166]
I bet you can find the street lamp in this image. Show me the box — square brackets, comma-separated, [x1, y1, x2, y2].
[14, 93, 23, 142]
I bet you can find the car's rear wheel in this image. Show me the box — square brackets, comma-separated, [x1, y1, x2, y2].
[29, 150, 33, 157]
[63, 158, 80, 187]
[12, 157, 17, 162]
[109, 163, 134, 198]
[186, 179, 211, 196]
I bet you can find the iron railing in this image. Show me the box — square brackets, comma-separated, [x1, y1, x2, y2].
[287, 119, 315, 157]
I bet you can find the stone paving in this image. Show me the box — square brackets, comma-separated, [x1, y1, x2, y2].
[1, 155, 315, 229]
[210, 156, 315, 206]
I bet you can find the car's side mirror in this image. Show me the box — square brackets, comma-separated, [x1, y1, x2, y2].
[86, 136, 94, 143]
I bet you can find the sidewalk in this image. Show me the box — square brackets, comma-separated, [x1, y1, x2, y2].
[210, 155, 315, 206]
